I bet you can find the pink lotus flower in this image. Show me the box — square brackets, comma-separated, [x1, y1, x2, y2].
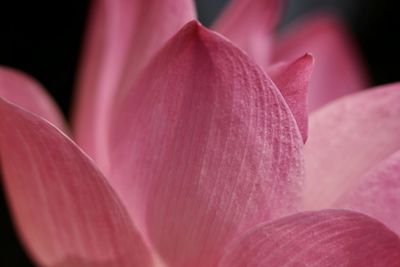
[1, 0, 400, 266]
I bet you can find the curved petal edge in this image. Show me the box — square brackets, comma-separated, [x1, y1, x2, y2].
[0, 98, 152, 267]
[109, 20, 305, 267]
[219, 210, 400, 267]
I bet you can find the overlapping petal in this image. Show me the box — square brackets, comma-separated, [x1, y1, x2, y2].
[73, 0, 195, 173]
[304, 84, 400, 213]
[334, 150, 400, 235]
[0, 98, 152, 267]
[267, 53, 314, 142]
[273, 15, 368, 111]
[218, 210, 400, 267]
[213, 0, 282, 69]
[109, 21, 304, 267]
[0, 66, 66, 131]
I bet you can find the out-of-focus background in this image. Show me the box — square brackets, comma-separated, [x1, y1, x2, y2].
[0, 0, 399, 265]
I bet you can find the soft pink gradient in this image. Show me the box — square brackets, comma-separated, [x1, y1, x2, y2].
[73, 0, 196, 174]
[213, 0, 282, 68]
[304, 84, 400, 234]
[0, 0, 399, 266]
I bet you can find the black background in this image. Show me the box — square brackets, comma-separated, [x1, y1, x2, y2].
[0, 0, 399, 265]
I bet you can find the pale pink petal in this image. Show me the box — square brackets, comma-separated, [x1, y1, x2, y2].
[73, 0, 195, 173]
[267, 53, 314, 142]
[273, 15, 368, 111]
[109, 21, 304, 267]
[213, 0, 282, 69]
[0, 66, 66, 131]
[304, 84, 400, 211]
[218, 210, 400, 267]
[333, 150, 400, 235]
[0, 98, 152, 267]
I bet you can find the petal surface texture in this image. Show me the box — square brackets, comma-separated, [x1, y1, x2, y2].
[0, 67, 66, 131]
[218, 210, 400, 267]
[267, 54, 314, 143]
[73, 0, 195, 172]
[304, 84, 400, 215]
[334, 150, 400, 235]
[109, 22, 304, 267]
[213, 0, 282, 69]
[0, 98, 152, 267]
[273, 15, 368, 111]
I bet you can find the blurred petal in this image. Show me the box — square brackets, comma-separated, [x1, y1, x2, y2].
[73, 0, 195, 173]
[218, 210, 400, 267]
[0, 98, 152, 267]
[110, 21, 304, 267]
[273, 15, 368, 111]
[213, 0, 282, 69]
[334, 150, 400, 235]
[0, 66, 66, 131]
[304, 84, 400, 210]
[267, 53, 314, 142]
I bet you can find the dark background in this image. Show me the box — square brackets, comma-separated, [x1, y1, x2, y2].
[0, 0, 399, 265]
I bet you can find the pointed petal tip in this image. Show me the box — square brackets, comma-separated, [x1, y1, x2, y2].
[110, 15, 305, 266]
[267, 53, 315, 143]
[274, 13, 368, 111]
[290, 53, 315, 78]
[301, 52, 315, 63]
[179, 20, 204, 35]
[183, 20, 224, 43]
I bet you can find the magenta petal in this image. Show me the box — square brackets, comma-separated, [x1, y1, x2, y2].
[267, 53, 314, 143]
[218, 210, 400, 267]
[273, 15, 368, 111]
[304, 84, 400, 211]
[0, 99, 152, 267]
[0, 67, 66, 131]
[334, 150, 400, 235]
[73, 0, 195, 172]
[213, 0, 282, 68]
[109, 21, 304, 267]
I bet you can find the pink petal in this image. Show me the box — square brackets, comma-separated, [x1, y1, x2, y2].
[272, 15, 368, 111]
[73, 0, 195, 173]
[267, 53, 314, 143]
[0, 98, 152, 266]
[304, 83, 400, 211]
[0, 66, 66, 131]
[333, 150, 400, 235]
[109, 21, 304, 267]
[213, 0, 282, 69]
[218, 210, 400, 267]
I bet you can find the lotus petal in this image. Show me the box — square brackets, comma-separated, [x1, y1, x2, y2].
[267, 53, 314, 142]
[73, 0, 195, 173]
[334, 150, 400, 235]
[304, 84, 400, 211]
[109, 21, 304, 267]
[0, 98, 152, 267]
[0, 66, 65, 131]
[273, 15, 368, 111]
[218, 210, 400, 267]
[213, 0, 282, 69]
